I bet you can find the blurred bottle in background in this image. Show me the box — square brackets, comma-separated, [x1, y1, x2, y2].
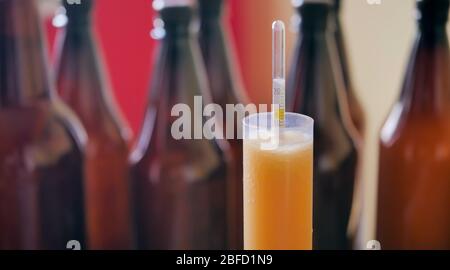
[287, 0, 358, 250]
[0, 0, 86, 249]
[130, 2, 231, 250]
[332, 0, 365, 139]
[377, 0, 450, 250]
[54, 0, 134, 249]
[197, 0, 248, 249]
[331, 0, 365, 248]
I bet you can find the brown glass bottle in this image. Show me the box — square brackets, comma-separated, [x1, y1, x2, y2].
[331, 0, 365, 246]
[130, 5, 230, 250]
[54, 0, 133, 250]
[287, 1, 358, 250]
[0, 0, 86, 250]
[377, 0, 450, 250]
[331, 0, 365, 139]
[198, 0, 248, 250]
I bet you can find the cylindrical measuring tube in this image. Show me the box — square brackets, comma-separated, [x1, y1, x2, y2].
[243, 20, 313, 250]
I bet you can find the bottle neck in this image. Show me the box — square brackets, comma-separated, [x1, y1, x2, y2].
[403, 23, 450, 114]
[329, 5, 340, 33]
[66, 15, 92, 30]
[0, 0, 52, 106]
[163, 24, 191, 41]
[199, 16, 223, 41]
[198, 0, 223, 19]
[63, 0, 94, 31]
[159, 7, 193, 41]
[298, 5, 330, 35]
[334, 0, 341, 13]
[300, 18, 328, 34]
[59, 14, 96, 66]
[418, 22, 448, 43]
[198, 0, 224, 34]
[200, 15, 221, 29]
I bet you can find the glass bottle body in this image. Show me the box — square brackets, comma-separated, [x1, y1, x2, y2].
[198, 0, 247, 250]
[131, 6, 230, 250]
[287, 3, 358, 250]
[55, 1, 133, 250]
[0, 0, 86, 250]
[377, 9, 450, 249]
[332, 0, 365, 137]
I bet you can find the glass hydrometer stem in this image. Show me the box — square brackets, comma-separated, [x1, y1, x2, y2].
[272, 20, 286, 128]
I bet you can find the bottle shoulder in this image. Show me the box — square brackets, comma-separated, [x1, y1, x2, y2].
[380, 102, 450, 146]
[49, 98, 87, 150]
[199, 33, 248, 106]
[57, 39, 131, 144]
[0, 99, 85, 166]
[131, 133, 228, 184]
[130, 105, 228, 169]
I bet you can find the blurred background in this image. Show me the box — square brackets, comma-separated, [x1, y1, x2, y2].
[34, 0, 446, 248]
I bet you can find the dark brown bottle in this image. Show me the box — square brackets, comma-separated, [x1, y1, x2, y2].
[0, 0, 86, 250]
[54, 0, 133, 249]
[332, 0, 365, 139]
[331, 0, 365, 246]
[377, 0, 450, 250]
[198, 0, 248, 250]
[287, 1, 358, 250]
[130, 4, 231, 250]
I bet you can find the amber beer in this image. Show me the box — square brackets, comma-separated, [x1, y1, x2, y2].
[377, 0, 450, 250]
[243, 113, 313, 250]
[55, 0, 133, 249]
[0, 0, 86, 249]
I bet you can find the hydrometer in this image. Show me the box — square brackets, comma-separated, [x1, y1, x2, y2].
[272, 20, 286, 128]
